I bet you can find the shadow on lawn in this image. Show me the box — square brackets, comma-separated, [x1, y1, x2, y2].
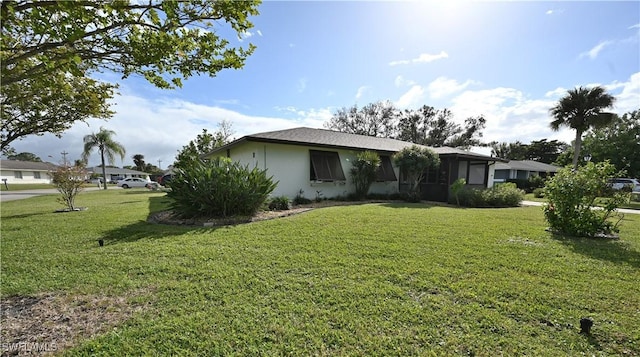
[100, 196, 215, 245]
[100, 221, 197, 245]
[553, 236, 640, 269]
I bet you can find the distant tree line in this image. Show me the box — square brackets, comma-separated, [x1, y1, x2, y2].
[324, 101, 487, 150]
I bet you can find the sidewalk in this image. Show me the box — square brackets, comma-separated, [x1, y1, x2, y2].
[521, 200, 640, 215]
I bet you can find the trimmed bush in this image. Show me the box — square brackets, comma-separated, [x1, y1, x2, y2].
[543, 161, 626, 237]
[168, 157, 277, 218]
[533, 187, 545, 198]
[451, 183, 524, 208]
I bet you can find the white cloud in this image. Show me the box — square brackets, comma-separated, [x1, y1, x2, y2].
[9, 93, 326, 168]
[389, 51, 449, 66]
[355, 86, 370, 100]
[447, 72, 640, 147]
[545, 9, 564, 15]
[544, 87, 567, 98]
[629, 23, 640, 30]
[427, 77, 478, 99]
[394, 75, 416, 87]
[395, 85, 425, 109]
[579, 40, 613, 59]
[239, 30, 262, 42]
[297, 78, 307, 93]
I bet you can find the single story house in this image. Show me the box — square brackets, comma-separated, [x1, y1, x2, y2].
[0, 160, 57, 184]
[206, 127, 503, 202]
[87, 166, 151, 183]
[493, 160, 560, 184]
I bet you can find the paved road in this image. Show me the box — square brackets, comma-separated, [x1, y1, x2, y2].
[0, 187, 119, 202]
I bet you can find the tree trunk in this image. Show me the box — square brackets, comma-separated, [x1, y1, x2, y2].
[572, 129, 583, 170]
[100, 149, 108, 190]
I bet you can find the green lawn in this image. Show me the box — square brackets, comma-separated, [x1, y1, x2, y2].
[2, 190, 639, 355]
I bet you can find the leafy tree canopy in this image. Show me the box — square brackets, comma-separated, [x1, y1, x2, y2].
[324, 101, 396, 138]
[325, 102, 486, 150]
[583, 110, 640, 178]
[0, 0, 260, 150]
[489, 139, 568, 164]
[6, 151, 42, 162]
[174, 120, 235, 169]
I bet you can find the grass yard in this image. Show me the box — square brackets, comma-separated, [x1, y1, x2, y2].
[1, 190, 639, 355]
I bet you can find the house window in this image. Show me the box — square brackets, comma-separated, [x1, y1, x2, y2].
[34, 171, 41, 179]
[425, 167, 438, 184]
[376, 155, 397, 181]
[14, 171, 23, 179]
[458, 161, 468, 179]
[468, 162, 486, 185]
[310, 150, 345, 181]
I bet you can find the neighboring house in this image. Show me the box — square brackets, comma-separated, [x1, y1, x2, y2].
[0, 160, 57, 184]
[87, 166, 151, 182]
[493, 160, 560, 184]
[206, 127, 503, 202]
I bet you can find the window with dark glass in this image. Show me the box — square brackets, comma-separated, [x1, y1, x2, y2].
[376, 155, 397, 181]
[468, 162, 486, 185]
[310, 150, 345, 181]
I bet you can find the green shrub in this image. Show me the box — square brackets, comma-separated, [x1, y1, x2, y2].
[543, 161, 626, 237]
[450, 178, 466, 206]
[506, 175, 545, 193]
[268, 196, 290, 211]
[533, 187, 545, 198]
[452, 183, 524, 208]
[482, 183, 524, 207]
[293, 189, 312, 205]
[350, 151, 381, 200]
[167, 157, 277, 218]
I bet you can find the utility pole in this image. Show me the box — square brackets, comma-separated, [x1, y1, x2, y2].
[60, 151, 69, 165]
[158, 159, 162, 170]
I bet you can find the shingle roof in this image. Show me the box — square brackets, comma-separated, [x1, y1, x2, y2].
[87, 167, 149, 176]
[1, 160, 57, 171]
[212, 127, 500, 161]
[494, 160, 561, 172]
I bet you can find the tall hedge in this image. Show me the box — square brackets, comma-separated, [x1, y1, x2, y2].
[168, 157, 277, 218]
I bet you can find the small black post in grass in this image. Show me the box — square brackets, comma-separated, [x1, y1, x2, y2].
[580, 318, 593, 334]
[98, 239, 104, 247]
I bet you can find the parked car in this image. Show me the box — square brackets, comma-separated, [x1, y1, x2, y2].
[109, 176, 124, 184]
[158, 173, 174, 186]
[607, 178, 640, 192]
[117, 177, 158, 189]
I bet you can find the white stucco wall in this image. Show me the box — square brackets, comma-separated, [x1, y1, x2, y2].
[0, 169, 52, 184]
[212, 142, 400, 200]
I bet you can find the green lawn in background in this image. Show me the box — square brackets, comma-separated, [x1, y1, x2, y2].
[1, 190, 639, 355]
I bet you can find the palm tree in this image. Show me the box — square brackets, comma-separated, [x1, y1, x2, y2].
[549, 86, 615, 169]
[132, 154, 145, 171]
[82, 127, 126, 190]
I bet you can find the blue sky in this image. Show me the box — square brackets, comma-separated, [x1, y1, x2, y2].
[9, 1, 640, 168]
